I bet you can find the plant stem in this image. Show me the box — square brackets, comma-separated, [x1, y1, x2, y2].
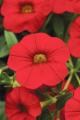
[56, 111, 60, 120]
[75, 73, 80, 85]
[63, 69, 74, 91]
[40, 97, 57, 108]
[69, 57, 74, 68]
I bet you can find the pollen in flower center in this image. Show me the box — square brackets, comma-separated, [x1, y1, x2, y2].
[21, 4, 33, 13]
[33, 53, 47, 64]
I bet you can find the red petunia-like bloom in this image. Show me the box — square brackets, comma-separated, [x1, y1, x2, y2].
[8, 33, 69, 89]
[68, 17, 80, 58]
[6, 87, 41, 120]
[65, 87, 80, 120]
[1, 0, 50, 33]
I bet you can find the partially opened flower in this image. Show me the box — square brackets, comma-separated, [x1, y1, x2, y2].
[1, 0, 50, 33]
[8, 33, 69, 89]
[65, 87, 80, 120]
[6, 87, 41, 120]
[68, 17, 80, 58]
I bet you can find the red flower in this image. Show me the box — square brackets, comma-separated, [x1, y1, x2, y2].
[1, 0, 50, 33]
[50, 0, 80, 14]
[68, 17, 80, 58]
[8, 33, 69, 89]
[66, 0, 80, 14]
[6, 87, 41, 120]
[50, 0, 68, 14]
[68, 17, 80, 38]
[65, 87, 80, 120]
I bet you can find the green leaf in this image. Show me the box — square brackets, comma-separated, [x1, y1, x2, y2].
[0, 36, 9, 58]
[0, 72, 11, 85]
[63, 13, 79, 23]
[4, 30, 18, 49]
[52, 15, 64, 39]
[44, 14, 53, 28]
[37, 109, 54, 120]
[0, 102, 7, 120]
[76, 59, 80, 71]
[56, 92, 73, 110]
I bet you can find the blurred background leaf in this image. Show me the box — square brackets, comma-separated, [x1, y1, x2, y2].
[52, 15, 65, 39]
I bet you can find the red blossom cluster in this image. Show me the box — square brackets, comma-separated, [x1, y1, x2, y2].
[1, 0, 80, 33]
[1, 0, 80, 120]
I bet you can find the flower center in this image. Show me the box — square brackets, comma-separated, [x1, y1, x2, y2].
[33, 53, 47, 64]
[18, 104, 27, 112]
[21, 4, 33, 13]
